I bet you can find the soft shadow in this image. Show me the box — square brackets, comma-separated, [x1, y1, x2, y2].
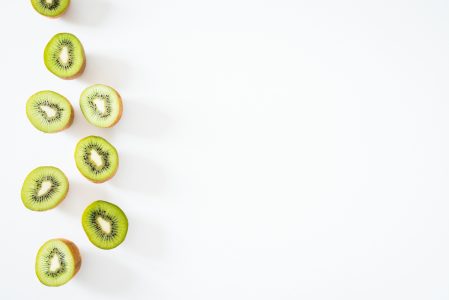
[110, 153, 166, 197]
[67, 107, 117, 141]
[79, 54, 134, 88]
[123, 216, 167, 259]
[117, 100, 172, 139]
[58, 181, 110, 218]
[62, 0, 113, 27]
[75, 250, 137, 295]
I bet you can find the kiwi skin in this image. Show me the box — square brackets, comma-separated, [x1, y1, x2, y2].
[106, 87, 123, 128]
[21, 166, 70, 211]
[82, 85, 124, 128]
[44, 33, 87, 80]
[74, 136, 120, 183]
[31, 0, 71, 18]
[26, 91, 75, 133]
[35, 238, 81, 286]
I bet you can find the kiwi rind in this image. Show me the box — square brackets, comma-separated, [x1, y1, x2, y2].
[44, 33, 86, 80]
[21, 166, 69, 211]
[74, 136, 119, 183]
[35, 238, 81, 287]
[31, 0, 71, 18]
[79, 84, 123, 128]
[26, 90, 74, 133]
[82, 200, 128, 250]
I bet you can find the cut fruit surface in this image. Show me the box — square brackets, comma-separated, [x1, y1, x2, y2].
[26, 90, 74, 133]
[21, 166, 69, 211]
[31, 0, 70, 17]
[74, 136, 119, 183]
[80, 84, 123, 128]
[44, 33, 86, 79]
[35, 239, 81, 287]
[82, 200, 128, 249]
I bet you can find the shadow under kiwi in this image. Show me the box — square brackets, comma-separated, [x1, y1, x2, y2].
[62, 0, 113, 27]
[109, 152, 167, 197]
[75, 250, 137, 295]
[58, 180, 110, 219]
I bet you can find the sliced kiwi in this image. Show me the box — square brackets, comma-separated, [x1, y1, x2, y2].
[35, 238, 81, 287]
[26, 90, 74, 133]
[44, 33, 86, 79]
[31, 0, 70, 18]
[82, 200, 128, 249]
[75, 136, 119, 183]
[80, 84, 123, 128]
[21, 166, 69, 211]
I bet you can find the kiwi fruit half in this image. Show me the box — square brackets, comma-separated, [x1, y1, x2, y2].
[44, 33, 86, 79]
[80, 84, 123, 128]
[75, 136, 119, 183]
[31, 0, 70, 18]
[26, 90, 74, 133]
[21, 166, 69, 211]
[35, 238, 81, 287]
[82, 200, 128, 249]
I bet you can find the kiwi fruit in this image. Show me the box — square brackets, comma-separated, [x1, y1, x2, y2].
[44, 33, 86, 79]
[31, 0, 70, 18]
[21, 166, 69, 211]
[79, 84, 123, 128]
[35, 238, 81, 287]
[26, 90, 74, 133]
[75, 136, 119, 183]
[82, 200, 128, 249]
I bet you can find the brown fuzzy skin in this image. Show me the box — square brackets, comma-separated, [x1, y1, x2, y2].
[106, 87, 123, 128]
[58, 239, 82, 276]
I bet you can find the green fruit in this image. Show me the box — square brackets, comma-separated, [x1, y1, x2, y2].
[31, 0, 70, 18]
[26, 90, 74, 133]
[44, 33, 86, 79]
[35, 239, 81, 287]
[82, 200, 128, 250]
[80, 84, 123, 128]
[74, 136, 119, 183]
[21, 166, 69, 211]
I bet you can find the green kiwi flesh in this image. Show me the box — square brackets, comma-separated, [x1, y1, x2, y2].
[82, 200, 128, 249]
[80, 84, 123, 128]
[44, 33, 86, 79]
[26, 90, 74, 133]
[74, 136, 119, 183]
[35, 238, 81, 287]
[31, 0, 70, 18]
[21, 166, 69, 211]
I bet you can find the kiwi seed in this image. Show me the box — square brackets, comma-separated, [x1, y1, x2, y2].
[21, 166, 69, 211]
[82, 200, 128, 250]
[31, 0, 70, 18]
[74, 136, 119, 183]
[35, 238, 81, 287]
[26, 90, 74, 133]
[80, 84, 123, 128]
[44, 33, 86, 79]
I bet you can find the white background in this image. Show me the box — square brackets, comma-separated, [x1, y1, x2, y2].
[1, 0, 449, 299]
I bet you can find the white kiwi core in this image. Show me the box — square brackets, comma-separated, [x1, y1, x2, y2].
[90, 149, 104, 167]
[49, 253, 61, 273]
[38, 180, 53, 197]
[97, 216, 112, 234]
[59, 46, 70, 65]
[40, 105, 57, 118]
[93, 98, 106, 115]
